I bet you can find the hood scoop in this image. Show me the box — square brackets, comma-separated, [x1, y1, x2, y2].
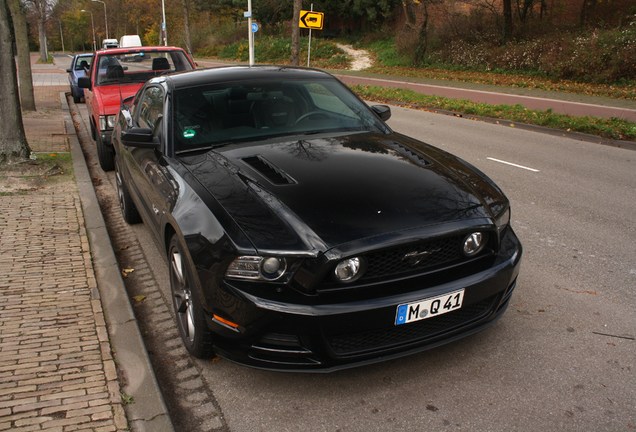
[242, 155, 297, 186]
[386, 141, 430, 167]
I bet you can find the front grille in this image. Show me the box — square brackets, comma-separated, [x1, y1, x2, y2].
[327, 296, 495, 357]
[361, 235, 465, 281]
[314, 232, 496, 295]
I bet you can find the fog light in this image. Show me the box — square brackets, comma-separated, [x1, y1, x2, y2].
[334, 257, 363, 282]
[463, 232, 485, 257]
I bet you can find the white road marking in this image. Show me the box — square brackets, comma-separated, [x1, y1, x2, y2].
[487, 157, 540, 172]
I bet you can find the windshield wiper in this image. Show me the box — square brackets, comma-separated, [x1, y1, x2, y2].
[175, 142, 233, 155]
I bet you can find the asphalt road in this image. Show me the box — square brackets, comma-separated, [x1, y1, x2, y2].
[75, 100, 635, 431]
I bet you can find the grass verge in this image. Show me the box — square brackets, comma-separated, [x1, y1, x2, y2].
[362, 65, 636, 101]
[352, 85, 636, 141]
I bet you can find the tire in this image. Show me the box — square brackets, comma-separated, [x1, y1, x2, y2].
[168, 235, 215, 358]
[115, 159, 141, 224]
[96, 132, 115, 171]
[90, 118, 96, 140]
[73, 94, 81, 103]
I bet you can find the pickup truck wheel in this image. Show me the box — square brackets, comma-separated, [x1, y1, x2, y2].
[90, 119, 96, 140]
[96, 133, 115, 171]
[73, 94, 81, 103]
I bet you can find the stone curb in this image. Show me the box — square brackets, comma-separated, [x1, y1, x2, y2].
[62, 92, 175, 432]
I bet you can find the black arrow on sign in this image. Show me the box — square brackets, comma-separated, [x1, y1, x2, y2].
[300, 11, 312, 27]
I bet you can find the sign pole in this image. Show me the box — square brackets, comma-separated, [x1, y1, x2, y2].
[307, 3, 313, 67]
[161, 0, 167, 45]
[298, 6, 324, 66]
[247, 0, 254, 66]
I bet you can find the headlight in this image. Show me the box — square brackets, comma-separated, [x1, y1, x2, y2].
[334, 257, 364, 283]
[463, 232, 486, 257]
[225, 256, 287, 281]
[99, 115, 117, 131]
[495, 207, 511, 235]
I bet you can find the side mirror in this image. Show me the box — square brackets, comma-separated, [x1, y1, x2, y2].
[78, 76, 92, 90]
[371, 105, 391, 122]
[121, 127, 158, 149]
[66, 68, 72, 73]
[120, 109, 133, 128]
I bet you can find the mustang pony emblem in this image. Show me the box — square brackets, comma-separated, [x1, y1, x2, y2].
[403, 249, 441, 266]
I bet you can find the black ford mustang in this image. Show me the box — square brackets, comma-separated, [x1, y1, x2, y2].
[112, 66, 522, 372]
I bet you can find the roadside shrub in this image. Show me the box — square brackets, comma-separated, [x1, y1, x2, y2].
[214, 36, 348, 68]
[426, 27, 636, 83]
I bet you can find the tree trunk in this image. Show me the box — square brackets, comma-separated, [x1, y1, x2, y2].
[413, 3, 429, 66]
[290, 0, 301, 66]
[182, 0, 192, 55]
[503, 0, 513, 42]
[7, 0, 35, 111]
[37, 15, 47, 62]
[580, 0, 597, 26]
[403, 0, 417, 29]
[0, 0, 31, 164]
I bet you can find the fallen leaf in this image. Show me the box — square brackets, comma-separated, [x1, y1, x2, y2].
[121, 268, 135, 278]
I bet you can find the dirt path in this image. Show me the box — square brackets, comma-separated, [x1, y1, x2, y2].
[336, 43, 373, 71]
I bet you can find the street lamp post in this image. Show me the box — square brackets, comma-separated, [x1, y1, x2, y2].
[91, 0, 109, 40]
[81, 9, 97, 51]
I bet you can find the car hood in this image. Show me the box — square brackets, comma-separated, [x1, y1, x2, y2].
[180, 132, 506, 254]
[94, 83, 144, 116]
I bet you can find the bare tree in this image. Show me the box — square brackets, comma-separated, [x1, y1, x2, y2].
[503, 0, 513, 41]
[0, 0, 31, 164]
[24, 0, 50, 62]
[402, 0, 441, 66]
[414, 1, 430, 65]
[580, 0, 597, 26]
[182, 0, 192, 55]
[7, 0, 35, 111]
[290, 0, 301, 66]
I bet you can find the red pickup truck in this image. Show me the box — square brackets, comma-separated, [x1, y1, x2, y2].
[79, 46, 195, 170]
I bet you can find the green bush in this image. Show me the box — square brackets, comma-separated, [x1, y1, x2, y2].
[369, 24, 635, 84]
[214, 36, 348, 68]
[427, 27, 636, 84]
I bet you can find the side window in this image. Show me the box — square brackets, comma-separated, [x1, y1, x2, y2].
[137, 86, 165, 133]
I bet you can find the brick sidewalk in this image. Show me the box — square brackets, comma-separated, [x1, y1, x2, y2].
[0, 63, 128, 431]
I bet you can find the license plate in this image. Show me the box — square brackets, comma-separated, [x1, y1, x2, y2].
[395, 289, 465, 325]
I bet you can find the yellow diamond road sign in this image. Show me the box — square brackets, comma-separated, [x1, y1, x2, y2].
[299, 10, 324, 30]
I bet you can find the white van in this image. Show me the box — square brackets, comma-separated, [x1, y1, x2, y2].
[119, 35, 142, 48]
[102, 39, 118, 49]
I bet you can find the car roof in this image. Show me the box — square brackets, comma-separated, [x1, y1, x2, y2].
[153, 65, 334, 89]
[97, 45, 185, 55]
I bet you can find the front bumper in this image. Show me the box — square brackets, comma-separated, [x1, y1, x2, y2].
[205, 227, 522, 372]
